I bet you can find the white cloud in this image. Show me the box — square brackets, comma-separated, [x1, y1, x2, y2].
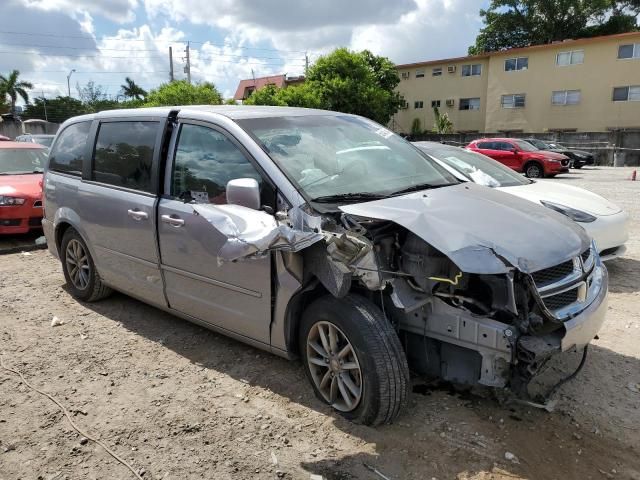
[17, 0, 138, 23]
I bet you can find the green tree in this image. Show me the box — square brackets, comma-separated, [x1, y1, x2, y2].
[0, 70, 33, 113]
[469, 0, 639, 54]
[23, 96, 87, 123]
[306, 48, 403, 124]
[433, 107, 454, 134]
[120, 77, 147, 100]
[144, 80, 222, 107]
[243, 82, 322, 108]
[243, 84, 287, 106]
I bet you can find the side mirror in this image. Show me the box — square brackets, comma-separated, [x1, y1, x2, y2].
[226, 178, 260, 210]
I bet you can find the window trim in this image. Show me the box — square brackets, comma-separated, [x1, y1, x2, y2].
[551, 89, 581, 106]
[612, 85, 640, 102]
[415, 69, 425, 78]
[459, 97, 481, 111]
[163, 119, 276, 201]
[461, 64, 482, 77]
[556, 49, 584, 66]
[504, 57, 528, 71]
[501, 93, 526, 109]
[617, 43, 640, 60]
[88, 117, 165, 195]
[432, 67, 443, 76]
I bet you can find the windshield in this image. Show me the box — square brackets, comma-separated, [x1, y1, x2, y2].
[33, 136, 54, 148]
[0, 148, 47, 174]
[418, 144, 532, 187]
[515, 140, 539, 152]
[525, 139, 551, 150]
[237, 115, 458, 201]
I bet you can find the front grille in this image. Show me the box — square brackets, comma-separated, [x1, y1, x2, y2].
[28, 217, 42, 227]
[0, 219, 22, 226]
[531, 259, 574, 287]
[544, 288, 579, 311]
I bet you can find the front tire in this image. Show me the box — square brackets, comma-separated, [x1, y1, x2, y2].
[300, 295, 410, 426]
[525, 162, 544, 178]
[60, 228, 112, 302]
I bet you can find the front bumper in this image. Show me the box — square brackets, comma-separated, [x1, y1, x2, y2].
[0, 200, 43, 234]
[560, 263, 608, 351]
[581, 210, 630, 261]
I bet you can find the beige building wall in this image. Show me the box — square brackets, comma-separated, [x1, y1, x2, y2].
[393, 57, 489, 133]
[394, 32, 640, 134]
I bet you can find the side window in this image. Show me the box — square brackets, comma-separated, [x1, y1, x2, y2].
[93, 121, 158, 192]
[171, 124, 264, 205]
[496, 142, 514, 151]
[48, 121, 91, 175]
[477, 142, 494, 150]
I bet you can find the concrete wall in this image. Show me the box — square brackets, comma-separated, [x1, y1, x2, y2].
[0, 120, 59, 139]
[394, 32, 640, 135]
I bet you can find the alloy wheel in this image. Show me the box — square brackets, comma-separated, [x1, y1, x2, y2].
[306, 321, 363, 412]
[526, 164, 542, 178]
[65, 239, 91, 290]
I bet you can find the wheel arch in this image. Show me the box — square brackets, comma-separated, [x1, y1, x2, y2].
[283, 278, 330, 358]
[523, 160, 544, 177]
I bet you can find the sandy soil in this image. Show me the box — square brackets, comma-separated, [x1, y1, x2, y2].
[1, 167, 639, 480]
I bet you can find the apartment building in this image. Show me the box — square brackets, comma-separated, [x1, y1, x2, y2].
[393, 31, 640, 134]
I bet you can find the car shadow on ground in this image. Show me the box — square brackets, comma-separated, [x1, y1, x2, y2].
[606, 257, 640, 293]
[74, 287, 640, 479]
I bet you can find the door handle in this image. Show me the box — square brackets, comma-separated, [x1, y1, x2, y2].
[161, 214, 185, 227]
[127, 209, 149, 221]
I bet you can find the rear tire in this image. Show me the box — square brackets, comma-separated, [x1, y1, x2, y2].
[524, 162, 544, 178]
[299, 294, 410, 426]
[60, 228, 112, 302]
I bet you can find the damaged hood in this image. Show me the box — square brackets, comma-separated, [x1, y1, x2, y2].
[340, 182, 590, 274]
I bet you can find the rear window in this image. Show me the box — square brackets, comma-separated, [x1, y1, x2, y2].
[92, 121, 158, 192]
[48, 121, 91, 176]
[0, 148, 48, 174]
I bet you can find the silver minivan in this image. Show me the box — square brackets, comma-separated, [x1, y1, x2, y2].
[43, 106, 608, 425]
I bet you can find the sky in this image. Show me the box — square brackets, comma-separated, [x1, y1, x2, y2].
[0, 0, 487, 104]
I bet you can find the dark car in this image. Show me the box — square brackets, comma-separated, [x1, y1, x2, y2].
[523, 138, 594, 169]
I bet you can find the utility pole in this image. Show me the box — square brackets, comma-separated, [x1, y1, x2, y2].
[41, 90, 48, 122]
[67, 68, 76, 97]
[184, 42, 191, 84]
[305, 53, 309, 75]
[169, 46, 174, 82]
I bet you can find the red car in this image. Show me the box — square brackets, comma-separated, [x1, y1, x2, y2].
[466, 138, 570, 178]
[0, 142, 48, 234]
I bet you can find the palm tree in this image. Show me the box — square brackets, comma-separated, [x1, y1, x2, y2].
[0, 70, 33, 113]
[120, 77, 147, 100]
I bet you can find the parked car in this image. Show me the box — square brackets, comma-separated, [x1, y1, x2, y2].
[0, 135, 11, 141]
[15, 133, 55, 149]
[466, 138, 570, 178]
[43, 107, 608, 425]
[414, 142, 629, 261]
[0, 142, 47, 234]
[522, 138, 595, 169]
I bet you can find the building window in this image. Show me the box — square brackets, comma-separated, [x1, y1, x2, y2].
[501, 94, 526, 108]
[552, 90, 581, 105]
[414, 101, 424, 109]
[415, 69, 425, 78]
[612, 86, 640, 102]
[432, 67, 442, 76]
[618, 43, 640, 59]
[431, 100, 441, 108]
[461, 64, 482, 76]
[556, 50, 584, 66]
[401, 71, 410, 79]
[459, 98, 481, 110]
[504, 57, 528, 71]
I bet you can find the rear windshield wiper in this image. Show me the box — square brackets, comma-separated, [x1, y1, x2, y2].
[388, 182, 452, 196]
[311, 192, 388, 203]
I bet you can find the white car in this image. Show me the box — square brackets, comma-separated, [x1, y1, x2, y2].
[414, 142, 629, 261]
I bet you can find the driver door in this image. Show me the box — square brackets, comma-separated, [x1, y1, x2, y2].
[158, 121, 274, 344]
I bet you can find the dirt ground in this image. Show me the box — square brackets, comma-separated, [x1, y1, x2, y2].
[1, 167, 639, 480]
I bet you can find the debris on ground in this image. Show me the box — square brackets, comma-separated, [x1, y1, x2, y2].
[50, 316, 64, 327]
